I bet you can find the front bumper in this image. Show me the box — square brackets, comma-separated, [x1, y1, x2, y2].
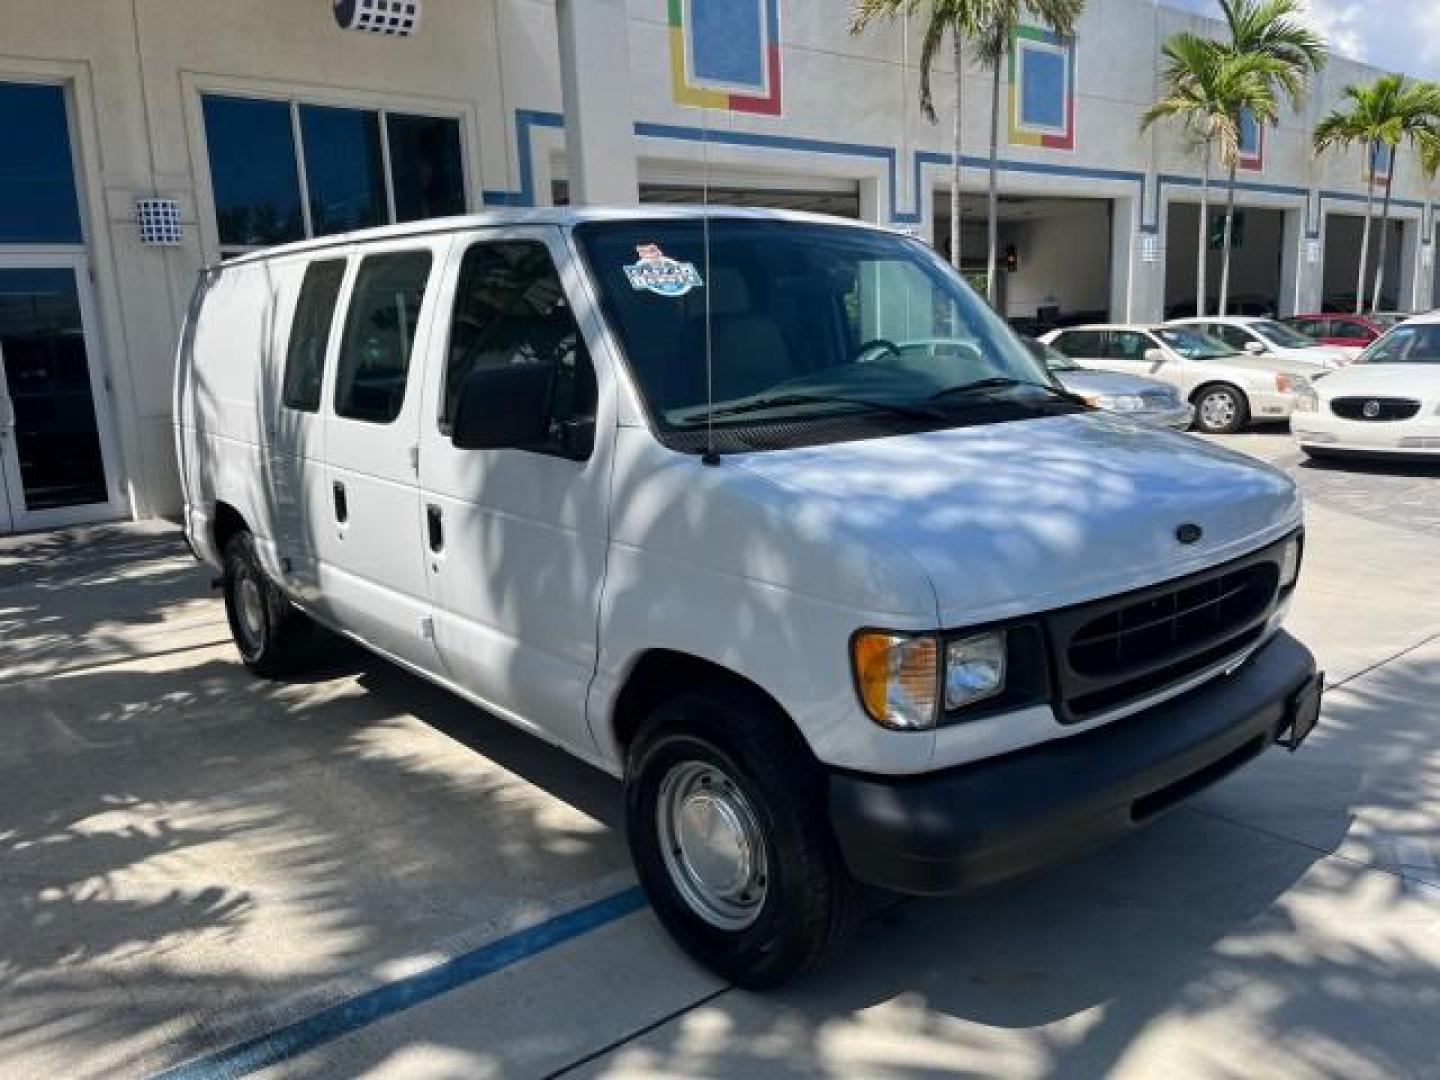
[1141, 403, 1195, 430]
[829, 631, 1318, 896]
[1293, 411, 1440, 455]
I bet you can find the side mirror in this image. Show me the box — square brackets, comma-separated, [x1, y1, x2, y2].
[1244, 340, 1267, 355]
[1143, 348, 1167, 365]
[451, 364, 554, 451]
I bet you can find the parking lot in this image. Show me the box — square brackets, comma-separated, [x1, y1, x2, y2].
[2, 431, 1437, 1080]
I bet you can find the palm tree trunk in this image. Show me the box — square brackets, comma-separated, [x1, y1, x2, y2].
[1371, 161, 1397, 315]
[1197, 140, 1212, 317]
[1218, 160, 1238, 317]
[1355, 170, 1375, 315]
[985, 56, 1002, 308]
[950, 33, 963, 271]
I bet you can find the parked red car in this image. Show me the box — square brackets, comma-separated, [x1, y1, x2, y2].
[1282, 313, 1401, 358]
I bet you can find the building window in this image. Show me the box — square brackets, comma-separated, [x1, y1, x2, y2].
[387, 114, 466, 222]
[1238, 107, 1265, 171]
[201, 93, 466, 257]
[0, 82, 84, 244]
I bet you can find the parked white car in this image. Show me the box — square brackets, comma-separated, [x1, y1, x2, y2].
[176, 208, 1320, 987]
[1292, 313, 1440, 458]
[1041, 323, 1324, 434]
[1167, 316, 1349, 369]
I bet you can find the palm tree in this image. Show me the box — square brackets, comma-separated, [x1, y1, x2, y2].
[976, 0, 1083, 308]
[851, 0, 990, 270]
[1141, 36, 1282, 318]
[1211, 0, 1325, 315]
[1315, 76, 1440, 314]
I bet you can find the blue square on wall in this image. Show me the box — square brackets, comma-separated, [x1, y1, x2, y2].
[689, 0, 766, 90]
[1239, 108, 1261, 156]
[1020, 45, 1066, 130]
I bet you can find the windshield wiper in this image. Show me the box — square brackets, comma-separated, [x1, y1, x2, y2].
[674, 392, 946, 425]
[928, 377, 1085, 404]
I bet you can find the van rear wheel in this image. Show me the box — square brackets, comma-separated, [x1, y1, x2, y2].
[222, 531, 315, 678]
[624, 688, 857, 989]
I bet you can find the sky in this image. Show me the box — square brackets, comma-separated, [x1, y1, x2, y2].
[1163, 0, 1440, 81]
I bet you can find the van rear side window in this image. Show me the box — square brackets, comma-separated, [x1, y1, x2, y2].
[282, 259, 346, 412]
[334, 251, 432, 424]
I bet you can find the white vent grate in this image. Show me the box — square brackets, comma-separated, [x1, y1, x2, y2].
[136, 198, 183, 246]
[334, 0, 421, 36]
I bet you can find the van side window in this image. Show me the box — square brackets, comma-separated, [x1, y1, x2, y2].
[281, 260, 346, 412]
[442, 241, 596, 433]
[334, 250, 433, 424]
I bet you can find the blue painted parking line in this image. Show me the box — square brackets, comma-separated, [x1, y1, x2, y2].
[154, 886, 650, 1080]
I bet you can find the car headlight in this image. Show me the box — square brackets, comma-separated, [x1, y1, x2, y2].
[944, 632, 1007, 710]
[1086, 393, 1148, 413]
[852, 632, 938, 731]
[1294, 387, 1319, 412]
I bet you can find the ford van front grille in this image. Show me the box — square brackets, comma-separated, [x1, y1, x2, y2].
[1047, 537, 1293, 722]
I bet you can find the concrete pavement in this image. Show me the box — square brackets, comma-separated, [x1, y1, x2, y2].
[0, 432, 1436, 1079]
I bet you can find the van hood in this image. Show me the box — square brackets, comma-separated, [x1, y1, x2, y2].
[731, 412, 1300, 627]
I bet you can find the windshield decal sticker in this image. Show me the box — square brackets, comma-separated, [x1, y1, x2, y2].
[624, 244, 704, 297]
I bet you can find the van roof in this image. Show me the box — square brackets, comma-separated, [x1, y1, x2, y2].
[218, 205, 888, 269]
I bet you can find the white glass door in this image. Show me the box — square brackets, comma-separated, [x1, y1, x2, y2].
[0, 255, 124, 533]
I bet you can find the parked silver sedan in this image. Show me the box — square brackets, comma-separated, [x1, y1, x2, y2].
[1023, 337, 1194, 429]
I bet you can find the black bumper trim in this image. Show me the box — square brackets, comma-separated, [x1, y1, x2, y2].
[828, 631, 1318, 896]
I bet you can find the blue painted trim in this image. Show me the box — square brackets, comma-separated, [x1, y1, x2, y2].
[481, 108, 1431, 247]
[154, 887, 649, 1080]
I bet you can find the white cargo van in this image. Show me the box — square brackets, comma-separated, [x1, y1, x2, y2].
[175, 208, 1321, 987]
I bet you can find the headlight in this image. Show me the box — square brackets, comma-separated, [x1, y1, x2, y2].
[1294, 387, 1319, 412]
[1086, 393, 1147, 413]
[852, 632, 938, 731]
[1279, 534, 1303, 591]
[944, 632, 1007, 710]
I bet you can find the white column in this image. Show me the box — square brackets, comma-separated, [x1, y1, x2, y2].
[1397, 216, 1422, 311]
[1278, 207, 1305, 317]
[556, 0, 639, 205]
[1109, 196, 1145, 323]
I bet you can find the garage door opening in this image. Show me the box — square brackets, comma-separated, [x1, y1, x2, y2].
[933, 194, 1114, 333]
[1165, 203, 1284, 319]
[1324, 213, 1402, 313]
[552, 179, 861, 219]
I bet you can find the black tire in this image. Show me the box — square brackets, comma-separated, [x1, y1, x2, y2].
[624, 687, 857, 989]
[1192, 383, 1250, 434]
[222, 531, 316, 678]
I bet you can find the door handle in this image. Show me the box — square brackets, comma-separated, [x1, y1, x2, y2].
[426, 503, 444, 554]
[333, 481, 348, 524]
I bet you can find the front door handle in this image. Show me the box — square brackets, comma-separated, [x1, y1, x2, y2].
[333, 481, 348, 524]
[426, 504, 444, 553]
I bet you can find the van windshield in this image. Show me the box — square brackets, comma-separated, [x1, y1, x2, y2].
[574, 219, 1075, 449]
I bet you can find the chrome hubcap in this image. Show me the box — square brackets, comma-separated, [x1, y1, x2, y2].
[657, 761, 768, 931]
[1201, 392, 1237, 429]
[235, 570, 266, 654]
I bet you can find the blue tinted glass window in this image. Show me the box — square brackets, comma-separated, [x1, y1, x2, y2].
[1371, 141, 1393, 175]
[387, 114, 466, 223]
[300, 105, 387, 236]
[202, 95, 305, 248]
[0, 83, 83, 244]
[690, 0, 766, 89]
[1020, 46, 1066, 130]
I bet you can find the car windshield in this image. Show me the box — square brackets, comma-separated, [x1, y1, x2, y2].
[574, 219, 1066, 443]
[1023, 336, 1079, 372]
[1153, 327, 1237, 360]
[1252, 320, 1319, 349]
[1358, 323, 1440, 364]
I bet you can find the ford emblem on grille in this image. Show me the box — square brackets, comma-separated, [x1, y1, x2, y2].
[1176, 523, 1203, 545]
[1363, 399, 1381, 419]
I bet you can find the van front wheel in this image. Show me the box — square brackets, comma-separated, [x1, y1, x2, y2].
[222, 532, 315, 678]
[625, 689, 856, 989]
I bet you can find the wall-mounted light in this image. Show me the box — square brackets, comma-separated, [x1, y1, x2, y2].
[334, 0, 421, 37]
[1140, 233, 1161, 264]
[1305, 238, 1322, 265]
[136, 198, 182, 247]
[1005, 244, 1020, 273]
